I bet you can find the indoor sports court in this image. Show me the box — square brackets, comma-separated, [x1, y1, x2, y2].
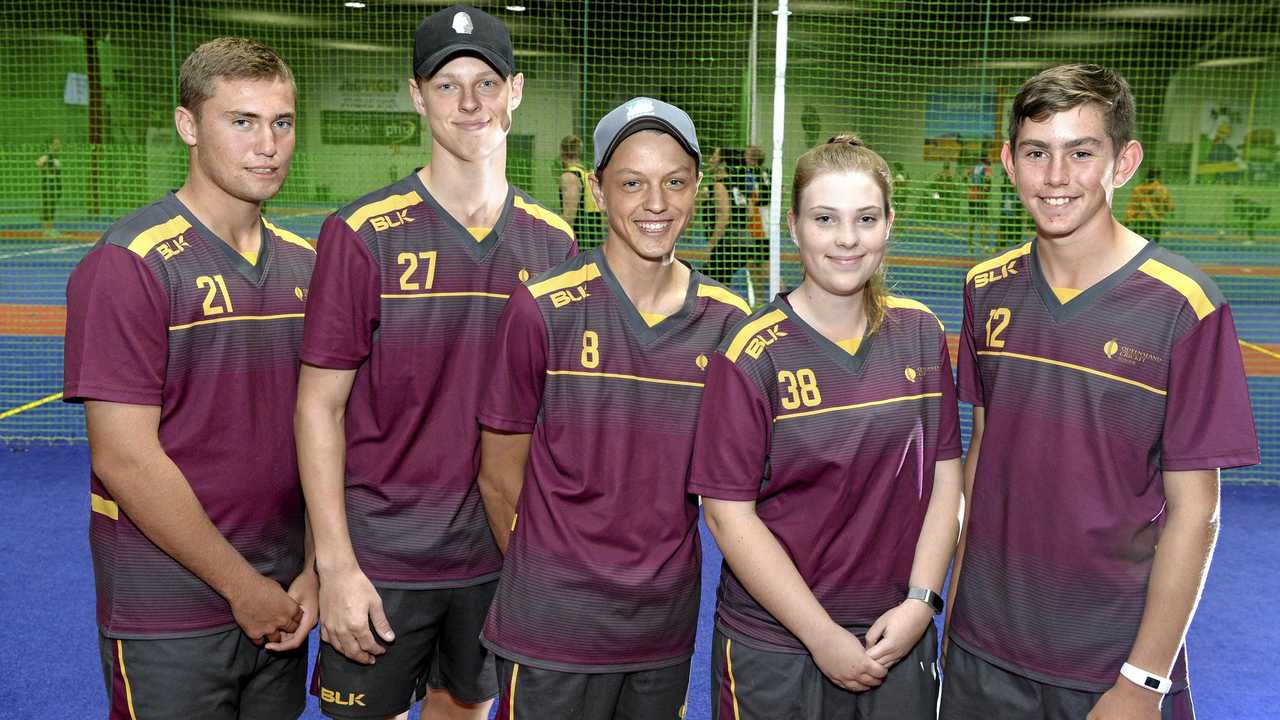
[1, 1, 1275, 717]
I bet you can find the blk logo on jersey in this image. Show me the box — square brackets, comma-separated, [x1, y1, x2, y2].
[972, 260, 1018, 289]
[745, 324, 787, 360]
[371, 209, 414, 232]
[155, 235, 190, 261]
[550, 285, 589, 308]
[696, 354, 709, 370]
[320, 688, 367, 707]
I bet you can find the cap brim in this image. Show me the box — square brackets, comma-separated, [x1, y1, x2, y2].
[597, 117, 701, 171]
[416, 44, 512, 78]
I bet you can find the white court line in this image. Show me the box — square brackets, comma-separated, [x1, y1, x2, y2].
[0, 243, 85, 261]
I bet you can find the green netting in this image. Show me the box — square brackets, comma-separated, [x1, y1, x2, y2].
[1, 1, 1276, 482]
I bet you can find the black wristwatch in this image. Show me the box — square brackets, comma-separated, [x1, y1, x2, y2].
[907, 586, 944, 615]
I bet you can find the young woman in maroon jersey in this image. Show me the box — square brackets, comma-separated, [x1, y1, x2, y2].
[690, 134, 964, 719]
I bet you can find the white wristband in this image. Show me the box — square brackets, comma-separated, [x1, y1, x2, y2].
[1120, 662, 1172, 695]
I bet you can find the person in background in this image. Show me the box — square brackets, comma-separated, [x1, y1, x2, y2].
[37, 137, 63, 236]
[560, 134, 603, 249]
[1125, 167, 1174, 244]
[966, 156, 991, 249]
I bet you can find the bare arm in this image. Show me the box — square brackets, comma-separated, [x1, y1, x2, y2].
[267, 516, 319, 652]
[710, 182, 731, 247]
[86, 401, 301, 644]
[703, 498, 887, 691]
[477, 427, 532, 553]
[1089, 468, 1220, 719]
[943, 405, 982, 659]
[295, 363, 393, 664]
[866, 457, 963, 666]
[909, 458, 964, 597]
[559, 172, 580, 227]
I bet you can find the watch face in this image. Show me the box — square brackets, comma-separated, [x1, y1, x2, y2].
[1145, 677, 1162, 690]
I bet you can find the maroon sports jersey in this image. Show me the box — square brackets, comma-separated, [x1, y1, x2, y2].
[952, 240, 1259, 691]
[689, 295, 961, 652]
[301, 174, 576, 586]
[479, 248, 749, 672]
[63, 192, 315, 637]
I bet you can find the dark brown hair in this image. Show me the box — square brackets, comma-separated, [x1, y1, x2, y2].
[1008, 63, 1135, 152]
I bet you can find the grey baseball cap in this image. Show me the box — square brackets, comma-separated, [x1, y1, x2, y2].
[593, 97, 701, 171]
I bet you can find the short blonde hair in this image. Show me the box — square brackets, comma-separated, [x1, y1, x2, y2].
[791, 133, 894, 334]
[179, 37, 294, 115]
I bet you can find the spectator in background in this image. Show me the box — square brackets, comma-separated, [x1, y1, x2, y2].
[559, 134, 602, 249]
[1125, 167, 1174, 244]
[929, 162, 959, 223]
[36, 137, 62, 236]
[967, 156, 991, 249]
[704, 148, 772, 305]
[892, 161, 913, 215]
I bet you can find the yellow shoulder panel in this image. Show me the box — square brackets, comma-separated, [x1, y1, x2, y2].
[965, 242, 1032, 284]
[885, 295, 944, 331]
[528, 263, 601, 299]
[697, 284, 750, 315]
[725, 309, 788, 362]
[513, 195, 575, 240]
[263, 219, 315, 253]
[126, 215, 192, 258]
[90, 492, 119, 520]
[344, 191, 423, 233]
[1137, 259, 1215, 320]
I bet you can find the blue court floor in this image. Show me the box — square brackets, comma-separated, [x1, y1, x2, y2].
[0, 445, 1276, 718]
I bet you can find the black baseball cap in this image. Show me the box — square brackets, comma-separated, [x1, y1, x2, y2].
[413, 4, 515, 79]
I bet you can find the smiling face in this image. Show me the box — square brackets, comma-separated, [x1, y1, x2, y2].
[1002, 103, 1142, 243]
[788, 169, 892, 299]
[179, 76, 296, 205]
[411, 55, 523, 163]
[592, 130, 701, 262]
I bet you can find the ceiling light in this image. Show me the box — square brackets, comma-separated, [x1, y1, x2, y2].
[1196, 56, 1269, 68]
[344, 1, 365, 7]
[1088, 4, 1216, 20]
[772, 9, 793, 15]
[1010, 15, 1031, 22]
[506, 4, 526, 10]
[1044, 30, 1135, 47]
[218, 11, 324, 28]
[310, 39, 396, 53]
[971, 59, 1049, 70]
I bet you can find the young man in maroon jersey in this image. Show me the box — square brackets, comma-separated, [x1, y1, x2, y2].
[294, 5, 575, 720]
[63, 38, 317, 719]
[941, 64, 1259, 720]
[476, 97, 749, 719]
